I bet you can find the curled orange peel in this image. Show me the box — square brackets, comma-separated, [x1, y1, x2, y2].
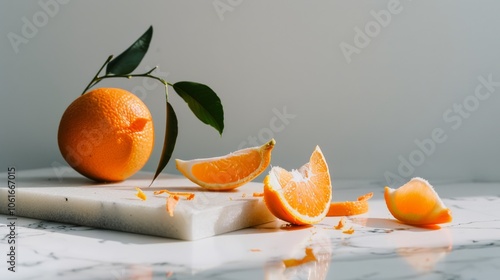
[154, 189, 195, 200]
[327, 192, 373, 216]
[334, 217, 346, 230]
[153, 189, 195, 217]
[135, 187, 147, 201]
[166, 195, 180, 217]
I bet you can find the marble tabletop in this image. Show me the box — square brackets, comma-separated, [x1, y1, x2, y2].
[1, 178, 499, 280]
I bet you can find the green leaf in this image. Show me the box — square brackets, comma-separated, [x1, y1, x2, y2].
[173, 81, 224, 135]
[106, 26, 153, 75]
[151, 101, 178, 184]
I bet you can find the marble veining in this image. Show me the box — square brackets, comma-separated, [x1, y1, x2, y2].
[1, 175, 500, 279]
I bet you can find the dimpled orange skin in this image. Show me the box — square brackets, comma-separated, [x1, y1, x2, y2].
[58, 88, 154, 182]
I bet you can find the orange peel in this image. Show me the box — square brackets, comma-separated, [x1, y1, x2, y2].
[327, 192, 373, 216]
[342, 227, 355, 234]
[166, 195, 180, 217]
[154, 189, 195, 200]
[334, 217, 346, 230]
[176, 139, 275, 191]
[253, 192, 264, 197]
[135, 187, 147, 201]
[153, 189, 195, 217]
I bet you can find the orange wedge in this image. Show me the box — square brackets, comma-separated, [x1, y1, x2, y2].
[384, 177, 452, 225]
[327, 192, 373, 216]
[176, 139, 275, 190]
[263, 146, 332, 225]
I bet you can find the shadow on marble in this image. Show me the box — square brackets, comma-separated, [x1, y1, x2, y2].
[221, 220, 314, 236]
[350, 217, 445, 232]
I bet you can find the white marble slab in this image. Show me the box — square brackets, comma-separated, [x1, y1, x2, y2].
[1, 169, 500, 279]
[0, 168, 275, 240]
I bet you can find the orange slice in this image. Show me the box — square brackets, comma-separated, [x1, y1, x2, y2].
[327, 192, 373, 216]
[263, 146, 332, 225]
[153, 189, 195, 217]
[176, 139, 275, 191]
[384, 177, 453, 225]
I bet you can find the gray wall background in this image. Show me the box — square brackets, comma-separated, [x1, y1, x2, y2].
[1, 0, 500, 185]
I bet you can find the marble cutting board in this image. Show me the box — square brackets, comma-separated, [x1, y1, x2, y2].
[0, 167, 276, 240]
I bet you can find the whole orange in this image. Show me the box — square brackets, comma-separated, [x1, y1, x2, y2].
[58, 88, 154, 182]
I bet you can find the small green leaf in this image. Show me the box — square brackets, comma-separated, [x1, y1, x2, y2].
[151, 101, 178, 184]
[106, 26, 153, 75]
[173, 81, 224, 135]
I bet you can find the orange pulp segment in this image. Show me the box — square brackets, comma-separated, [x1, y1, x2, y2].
[327, 192, 373, 216]
[384, 177, 452, 225]
[176, 139, 275, 190]
[166, 195, 180, 217]
[153, 189, 195, 217]
[263, 146, 332, 225]
[342, 227, 355, 234]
